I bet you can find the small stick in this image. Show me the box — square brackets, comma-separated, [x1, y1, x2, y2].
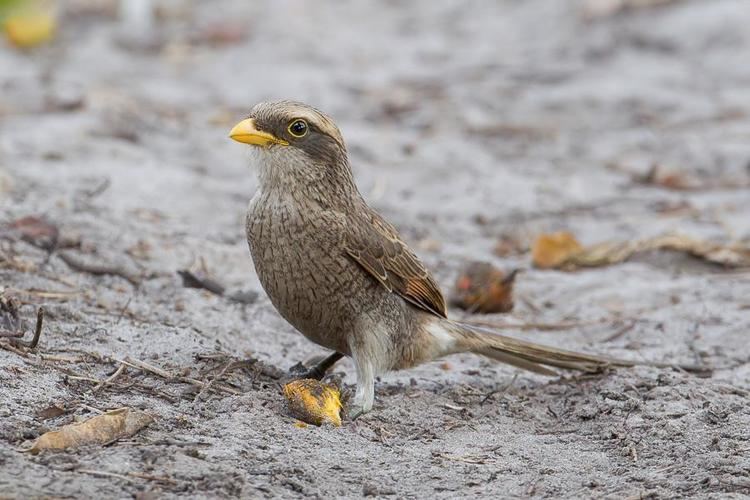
[0, 330, 24, 338]
[39, 354, 83, 363]
[195, 359, 257, 401]
[77, 469, 135, 483]
[0, 342, 28, 357]
[0, 307, 44, 349]
[79, 404, 105, 414]
[23, 307, 44, 349]
[481, 373, 518, 406]
[145, 438, 211, 447]
[115, 297, 132, 325]
[59, 252, 141, 286]
[67, 375, 105, 384]
[121, 357, 172, 378]
[121, 357, 240, 395]
[93, 362, 127, 394]
[127, 472, 177, 485]
[18, 289, 79, 300]
[602, 320, 636, 343]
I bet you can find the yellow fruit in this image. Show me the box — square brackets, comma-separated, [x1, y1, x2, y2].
[4, 9, 55, 48]
[283, 379, 343, 427]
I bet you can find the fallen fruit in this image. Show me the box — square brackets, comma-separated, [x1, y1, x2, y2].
[283, 379, 342, 427]
[3, 8, 55, 48]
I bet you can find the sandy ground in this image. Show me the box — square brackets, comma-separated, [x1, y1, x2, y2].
[1, 0, 750, 498]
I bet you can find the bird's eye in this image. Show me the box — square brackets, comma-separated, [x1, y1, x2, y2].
[288, 119, 308, 138]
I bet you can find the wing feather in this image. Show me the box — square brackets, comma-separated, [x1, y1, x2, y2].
[345, 211, 447, 318]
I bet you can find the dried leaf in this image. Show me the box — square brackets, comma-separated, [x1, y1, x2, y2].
[25, 408, 154, 454]
[531, 232, 583, 269]
[36, 404, 67, 421]
[283, 379, 342, 427]
[9, 215, 59, 250]
[451, 261, 517, 314]
[532, 232, 750, 270]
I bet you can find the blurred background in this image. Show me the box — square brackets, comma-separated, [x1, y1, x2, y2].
[1, 1, 750, 496]
[2, 0, 749, 242]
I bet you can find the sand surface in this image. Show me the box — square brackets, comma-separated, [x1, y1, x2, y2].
[1, 0, 749, 498]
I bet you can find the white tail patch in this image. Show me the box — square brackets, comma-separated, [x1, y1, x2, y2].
[425, 319, 457, 353]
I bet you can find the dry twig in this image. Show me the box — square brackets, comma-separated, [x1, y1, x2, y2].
[59, 251, 141, 286]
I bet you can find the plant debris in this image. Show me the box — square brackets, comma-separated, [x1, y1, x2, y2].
[59, 251, 141, 286]
[532, 232, 750, 270]
[25, 408, 154, 454]
[0, 293, 22, 333]
[531, 232, 583, 269]
[8, 215, 59, 251]
[0, 292, 44, 349]
[177, 269, 226, 296]
[450, 261, 518, 314]
[637, 164, 750, 191]
[581, 0, 678, 19]
[178, 267, 258, 304]
[283, 379, 343, 427]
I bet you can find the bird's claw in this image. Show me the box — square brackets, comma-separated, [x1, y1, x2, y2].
[347, 405, 366, 421]
[287, 361, 326, 381]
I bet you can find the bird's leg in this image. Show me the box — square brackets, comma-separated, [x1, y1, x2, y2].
[348, 352, 375, 420]
[288, 351, 344, 380]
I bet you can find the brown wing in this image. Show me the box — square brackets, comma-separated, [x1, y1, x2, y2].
[345, 211, 447, 318]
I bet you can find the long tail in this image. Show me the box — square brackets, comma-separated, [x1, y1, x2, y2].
[430, 319, 705, 376]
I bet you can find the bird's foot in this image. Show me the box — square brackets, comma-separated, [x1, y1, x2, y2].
[287, 361, 327, 381]
[287, 351, 344, 381]
[347, 404, 367, 421]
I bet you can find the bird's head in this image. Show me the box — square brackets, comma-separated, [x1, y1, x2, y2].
[229, 101, 354, 194]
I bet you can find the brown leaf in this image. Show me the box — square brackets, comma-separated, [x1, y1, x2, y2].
[531, 232, 583, 269]
[532, 232, 750, 270]
[25, 408, 154, 454]
[36, 404, 68, 421]
[192, 21, 249, 46]
[451, 262, 517, 314]
[640, 164, 695, 190]
[9, 216, 59, 250]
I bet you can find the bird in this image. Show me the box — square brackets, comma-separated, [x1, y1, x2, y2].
[228, 100, 689, 419]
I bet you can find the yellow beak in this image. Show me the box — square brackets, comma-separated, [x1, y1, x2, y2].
[228, 118, 289, 147]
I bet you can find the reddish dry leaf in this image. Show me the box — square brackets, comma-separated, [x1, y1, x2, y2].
[9, 216, 59, 250]
[451, 261, 517, 314]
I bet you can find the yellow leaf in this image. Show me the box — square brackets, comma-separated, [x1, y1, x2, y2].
[25, 408, 154, 454]
[531, 232, 583, 269]
[283, 379, 342, 427]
